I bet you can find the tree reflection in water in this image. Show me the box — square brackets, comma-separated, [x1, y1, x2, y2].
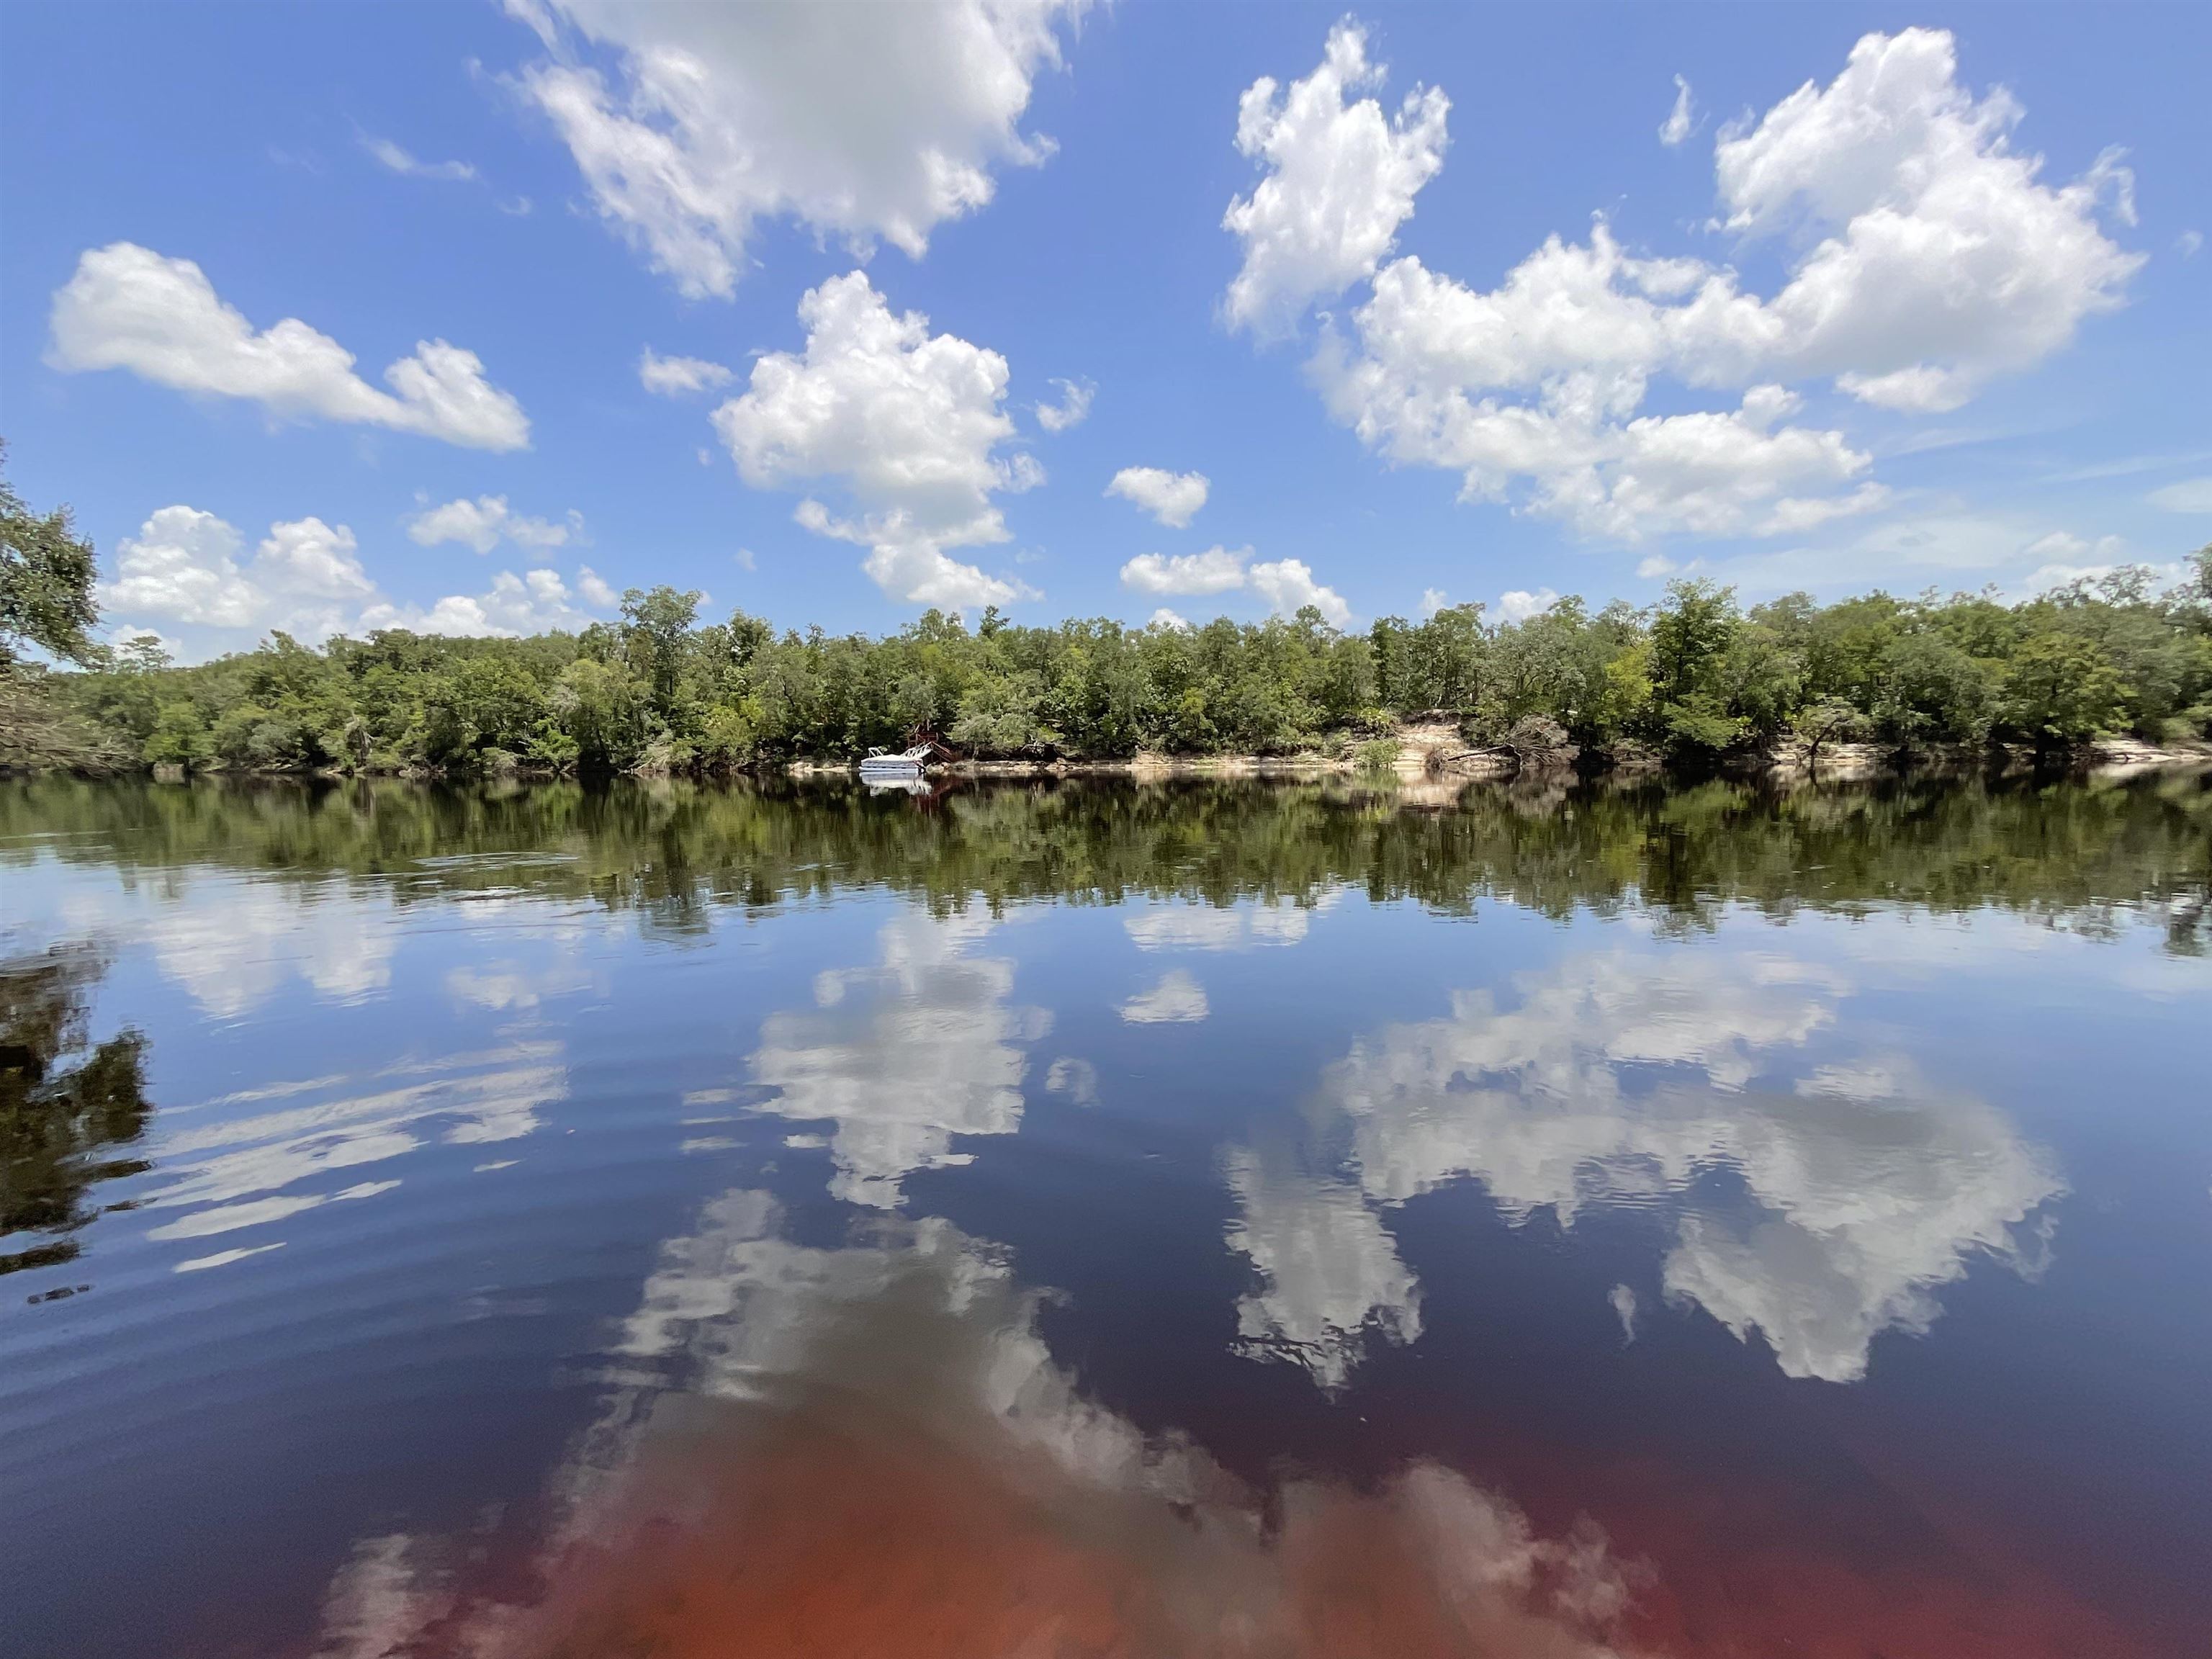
[3, 770, 2206, 952]
[0, 943, 153, 1278]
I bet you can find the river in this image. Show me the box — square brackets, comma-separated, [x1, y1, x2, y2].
[2, 772, 2207, 1658]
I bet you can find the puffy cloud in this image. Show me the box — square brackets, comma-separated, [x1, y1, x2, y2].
[1715, 29, 2144, 409]
[102, 504, 612, 651]
[1119, 545, 1247, 596]
[1225, 1147, 1422, 1395]
[1497, 587, 1560, 623]
[1223, 20, 1447, 336]
[1658, 75, 1696, 147]
[712, 271, 1041, 609]
[1118, 544, 1350, 623]
[104, 508, 374, 641]
[405, 495, 580, 553]
[2149, 477, 2212, 513]
[510, 0, 1087, 298]
[1419, 586, 1449, 617]
[1105, 465, 1208, 527]
[637, 347, 733, 397]
[1248, 557, 1352, 626]
[577, 566, 619, 608]
[361, 135, 476, 182]
[1034, 377, 1094, 433]
[747, 914, 1049, 1208]
[1147, 606, 1191, 631]
[356, 567, 603, 637]
[1118, 969, 1209, 1025]
[48, 243, 529, 451]
[1259, 28, 2139, 541]
[1316, 246, 1884, 540]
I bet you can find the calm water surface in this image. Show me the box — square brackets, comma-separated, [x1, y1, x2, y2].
[2, 774, 2208, 1658]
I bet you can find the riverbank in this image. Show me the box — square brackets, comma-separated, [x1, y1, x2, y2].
[18, 724, 2211, 786]
[902, 729, 2212, 786]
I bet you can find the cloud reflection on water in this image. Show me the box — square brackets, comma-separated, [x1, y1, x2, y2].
[745, 914, 1049, 1208]
[138, 1043, 565, 1249]
[1120, 968, 1210, 1024]
[61, 875, 400, 1018]
[1228, 949, 2064, 1387]
[309, 1187, 1649, 1659]
[1124, 891, 1340, 953]
[1226, 1146, 1423, 1395]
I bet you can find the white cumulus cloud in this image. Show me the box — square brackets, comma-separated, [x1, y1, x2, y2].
[1253, 27, 2139, 543]
[637, 348, 734, 397]
[1120, 544, 1352, 624]
[1714, 28, 2144, 410]
[103, 508, 376, 642]
[1105, 466, 1209, 527]
[1119, 546, 1248, 597]
[406, 495, 580, 554]
[711, 270, 1041, 610]
[357, 567, 603, 638]
[47, 243, 530, 451]
[102, 505, 611, 652]
[1496, 587, 1560, 623]
[1248, 557, 1351, 626]
[509, 0, 1087, 299]
[1223, 19, 1447, 336]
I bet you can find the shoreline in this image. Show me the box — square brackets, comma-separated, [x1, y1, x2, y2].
[866, 733, 2212, 786]
[56, 732, 2208, 788]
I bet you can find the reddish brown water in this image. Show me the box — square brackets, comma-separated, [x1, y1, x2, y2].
[4, 778, 2208, 1657]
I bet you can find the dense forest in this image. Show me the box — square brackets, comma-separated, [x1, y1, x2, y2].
[6, 454, 2211, 775]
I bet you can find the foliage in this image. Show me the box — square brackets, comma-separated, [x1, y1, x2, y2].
[33, 559, 2212, 776]
[1, 444, 100, 670]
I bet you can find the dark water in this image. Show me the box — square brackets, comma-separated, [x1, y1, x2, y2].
[2, 773, 2208, 1659]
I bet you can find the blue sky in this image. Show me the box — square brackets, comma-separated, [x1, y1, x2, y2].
[4, 1, 2208, 659]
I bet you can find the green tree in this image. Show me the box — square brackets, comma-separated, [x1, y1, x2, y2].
[621, 585, 703, 716]
[0, 444, 101, 668]
[552, 657, 647, 768]
[2001, 629, 2129, 747]
[1650, 580, 1748, 755]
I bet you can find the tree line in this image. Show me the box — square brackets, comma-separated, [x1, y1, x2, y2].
[6, 453, 2210, 774]
[5, 770, 2206, 957]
